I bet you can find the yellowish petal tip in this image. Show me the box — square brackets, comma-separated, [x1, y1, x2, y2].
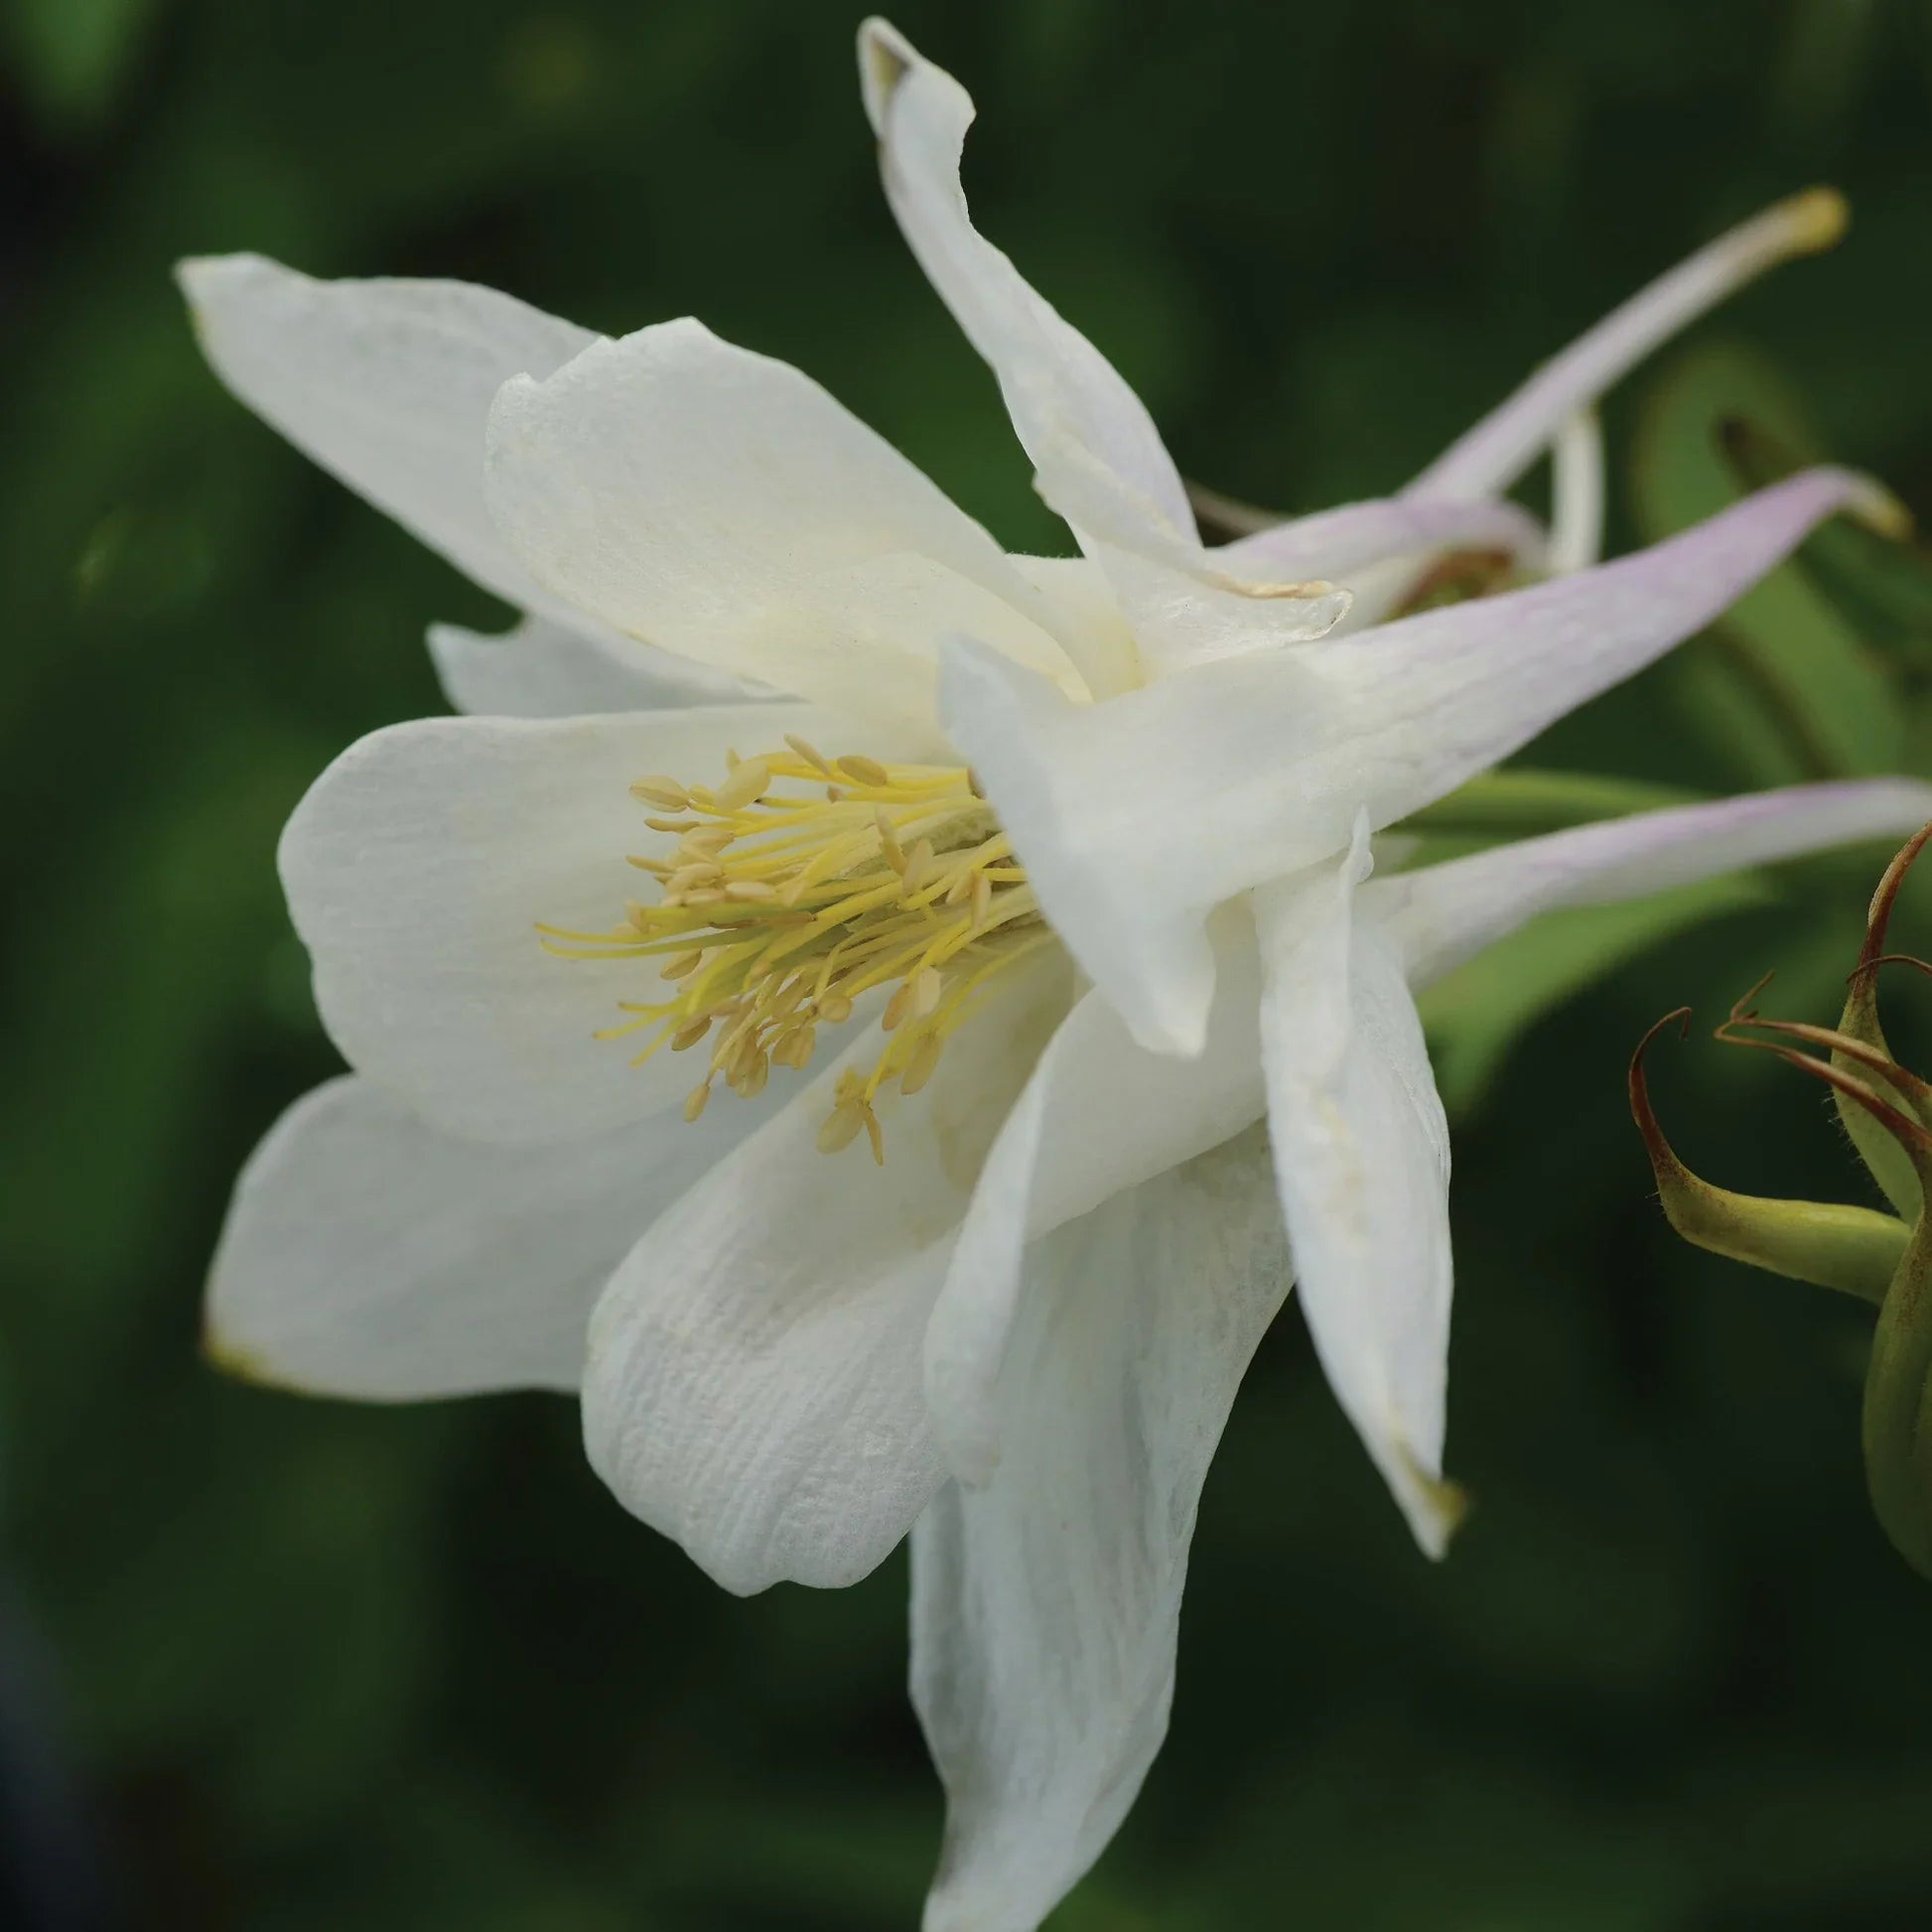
[1850, 476, 1914, 542]
[1777, 185, 1850, 255]
[203, 1325, 288, 1389]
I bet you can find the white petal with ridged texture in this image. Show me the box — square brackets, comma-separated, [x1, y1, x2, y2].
[944, 467, 1885, 1055]
[1257, 818, 1459, 1556]
[206, 1074, 761, 1399]
[582, 952, 1072, 1595]
[924, 907, 1266, 1481]
[911, 1127, 1290, 1932]
[1372, 777, 1932, 992]
[279, 703, 886, 1145]
[484, 318, 1084, 739]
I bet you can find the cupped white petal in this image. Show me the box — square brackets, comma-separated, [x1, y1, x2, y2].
[429, 614, 745, 718]
[925, 906, 1266, 1481]
[911, 1127, 1290, 1932]
[1410, 189, 1848, 500]
[280, 703, 884, 1145]
[483, 317, 1083, 740]
[859, 20, 1349, 673]
[207, 1074, 760, 1400]
[1256, 818, 1459, 1556]
[1371, 777, 1932, 993]
[946, 467, 1886, 1055]
[582, 951, 1073, 1596]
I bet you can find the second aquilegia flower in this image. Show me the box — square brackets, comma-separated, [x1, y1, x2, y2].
[192, 19, 1932, 1932]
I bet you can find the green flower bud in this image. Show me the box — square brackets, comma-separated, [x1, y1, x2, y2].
[1631, 822, 1932, 1579]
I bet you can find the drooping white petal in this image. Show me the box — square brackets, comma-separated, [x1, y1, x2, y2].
[1256, 818, 1459, 1556]
[279, 703, 883, 1145]
[1370, 777, 1932, 993]
[925, 906, 1266, 1482]
[483, 317, 1084, 740]
[1548, 409, 1606, 574]
[911, 1127, 1290, 1932]
[582, 952, 1072, 1596]
[859, 20, 1349, 672]
[206, 1074, 761, 1400]
[1409, 189, 1848, 500]
[428, 615, 747, 718]
[945, 466, 1886, 1055]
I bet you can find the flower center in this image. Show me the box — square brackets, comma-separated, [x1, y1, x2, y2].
[540, 737, 1052, 1160]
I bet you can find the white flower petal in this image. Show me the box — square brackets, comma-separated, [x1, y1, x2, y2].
[859, 20, 1189, 539]
[1410, 189, 1849, 499]
[945, 467, 1884, 1055]
[1256, 818, 1459, 1556]
[858, 21, 1349, 672]
[483, 318, 1083, 739]
[207, 1074, 759, 1400]
[1548, 409, 1605, 574]
[1371, 777, 1932, 993]
[280, 703, 883, 1145]
[582, 952, 1073, 1595]
[911, 1126, 1290, 1932]
[925, 906, 1265, 1482]
[181, 255, 576, 610]
[428, 614, 745, 718]
[1213, 493, 1548, 588]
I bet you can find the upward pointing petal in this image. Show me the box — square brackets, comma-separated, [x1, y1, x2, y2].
[860, 19, 1192, 540]
[859, 19, 1349, 672]
[1410, 189, 1848, 500]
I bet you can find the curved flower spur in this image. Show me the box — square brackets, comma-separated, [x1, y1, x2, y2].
[186, 17, 1932, 1931]
[1631, 825, 1932, 1579]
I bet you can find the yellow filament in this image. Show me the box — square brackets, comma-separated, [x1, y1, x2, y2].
[541, 749, 1050, 1157]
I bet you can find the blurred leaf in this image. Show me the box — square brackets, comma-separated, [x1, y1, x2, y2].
[1633, 342, 1905, 784]
[3, 0, 163, 133]
[1418, 875, 1773, 1113]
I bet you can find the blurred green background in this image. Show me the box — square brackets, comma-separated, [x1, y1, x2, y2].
[4, 0, 1932, 1926]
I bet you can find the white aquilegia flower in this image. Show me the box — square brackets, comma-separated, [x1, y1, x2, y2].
[191, 19, 1932, 1931]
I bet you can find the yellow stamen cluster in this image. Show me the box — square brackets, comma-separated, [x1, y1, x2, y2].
[539, 738, 1050, 1160]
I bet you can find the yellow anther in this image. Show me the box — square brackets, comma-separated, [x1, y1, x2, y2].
[631, 776, 689, 808]
[785, 734, 836, 777]
[899, 1033, 942, 1095]
[551, 743, 1052, 1160]
[683, 1082, 712, 1122]
[711, 759, 770, 812]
